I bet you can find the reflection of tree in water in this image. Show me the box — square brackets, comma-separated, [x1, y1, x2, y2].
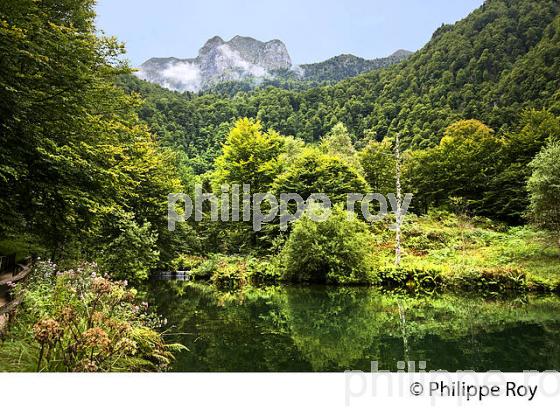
[397, 300, 410, 365]
[282, 286, 399, 371]
[148, 282, 309, 371]
[148, 281, 560, 371]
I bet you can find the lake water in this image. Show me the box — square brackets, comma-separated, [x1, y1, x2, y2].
[148, 281, 560, 372]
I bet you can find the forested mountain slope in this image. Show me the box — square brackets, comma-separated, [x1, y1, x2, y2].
[293, 50, 413, 83]
[120, 0, 560, 173]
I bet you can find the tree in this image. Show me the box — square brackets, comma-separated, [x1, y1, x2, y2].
[394, 133, 403, 266]
[527, 141, 560, 238]
[0, 0, 189, 278]
[359, 139, 396, 195]
[272, 147, 370, 206]
[214, 118, 287, 194]
[405, 120, 503, 216]
[320, 122, 363, 174]
[486, 109, 560, 223]
[280, 205, 374, 284]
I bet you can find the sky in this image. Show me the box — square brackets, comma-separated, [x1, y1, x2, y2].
[95, 0, 484, 66]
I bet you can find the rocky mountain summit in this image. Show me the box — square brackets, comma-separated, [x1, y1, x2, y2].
[137, 35, 291, 92]
[137, 35, 412, 92]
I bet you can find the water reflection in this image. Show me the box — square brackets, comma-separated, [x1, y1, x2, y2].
[148, 281, 560, 372]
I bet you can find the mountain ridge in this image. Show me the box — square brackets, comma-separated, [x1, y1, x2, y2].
[137, 36, 412, 92]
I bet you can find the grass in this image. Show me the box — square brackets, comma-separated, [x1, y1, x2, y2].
[372, 210, 560, 292]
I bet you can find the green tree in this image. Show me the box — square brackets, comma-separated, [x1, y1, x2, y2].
[406, 120, 503, 216]
[486, 110, 560, 222]
[214, 118, 287, 193]
[0, 0, 189, 278]
[273, 147, 370, 205]
[320, 122, 363, 174]
[359, 139, 396, 194]
[280, 205, 374, 284]
[527, 141, 560, 238]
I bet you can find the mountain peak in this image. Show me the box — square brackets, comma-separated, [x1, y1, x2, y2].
[138, 35, 292, 92]
[137, 37, 410, 92]
[389, 49, 413, 58]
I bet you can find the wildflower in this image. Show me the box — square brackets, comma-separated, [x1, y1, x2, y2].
[60, 307, 76, 324]
[91, 311, 105, 324]
[115, 337, 137, 355]
[74, 359, 98, 372]
[33, 319, 63, 344]
[81, 327, 110, 350]
[91, 277, 112, 295]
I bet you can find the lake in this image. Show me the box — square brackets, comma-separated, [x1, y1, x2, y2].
[148, 281, 560, 372]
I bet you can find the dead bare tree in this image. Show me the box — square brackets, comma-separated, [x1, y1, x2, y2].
[394, 133, 402, 266]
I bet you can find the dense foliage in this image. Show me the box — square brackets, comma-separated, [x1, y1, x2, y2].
[0, 261, 183, 371]
[120, 0, 560, 173]
[0, 0, 192, 278]
[280, 205, 374, 284]
[528, 141, 560, 237]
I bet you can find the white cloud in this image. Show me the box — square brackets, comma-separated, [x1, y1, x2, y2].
[217, 44, 268, 77]
[161, 61, 202, 92]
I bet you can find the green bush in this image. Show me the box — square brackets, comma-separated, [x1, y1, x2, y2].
[280, 205, 374, 284]
[171, 254, 205, 271]
[210, 256, 248, 290]
[186, 254, 252, 289]
[97, 213, 159, 282]
[247, 258, 282, 285]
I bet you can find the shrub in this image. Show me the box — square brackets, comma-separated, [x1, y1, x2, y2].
[280, 205, 374, 284]
[528, 141, 560, 236]
[247, 258, 282, 285]
[171, 254, 205, 271]
[190, 255, 220, 279]
[210, 256, 248, 290]
[97, 213, 159, 282]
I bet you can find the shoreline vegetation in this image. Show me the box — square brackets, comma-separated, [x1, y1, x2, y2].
[169, 210, 560, 295]
[1, 0, 560, 372]
[0, 261, 185, 372]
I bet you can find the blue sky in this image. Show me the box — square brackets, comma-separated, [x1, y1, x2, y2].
[95, 0, 484, 66]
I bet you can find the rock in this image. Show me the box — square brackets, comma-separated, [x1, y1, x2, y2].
[137, 35, 291, 92]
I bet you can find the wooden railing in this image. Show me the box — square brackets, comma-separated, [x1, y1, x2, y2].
[0, 257, 33, 335]
[0, 261, 33, 286]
